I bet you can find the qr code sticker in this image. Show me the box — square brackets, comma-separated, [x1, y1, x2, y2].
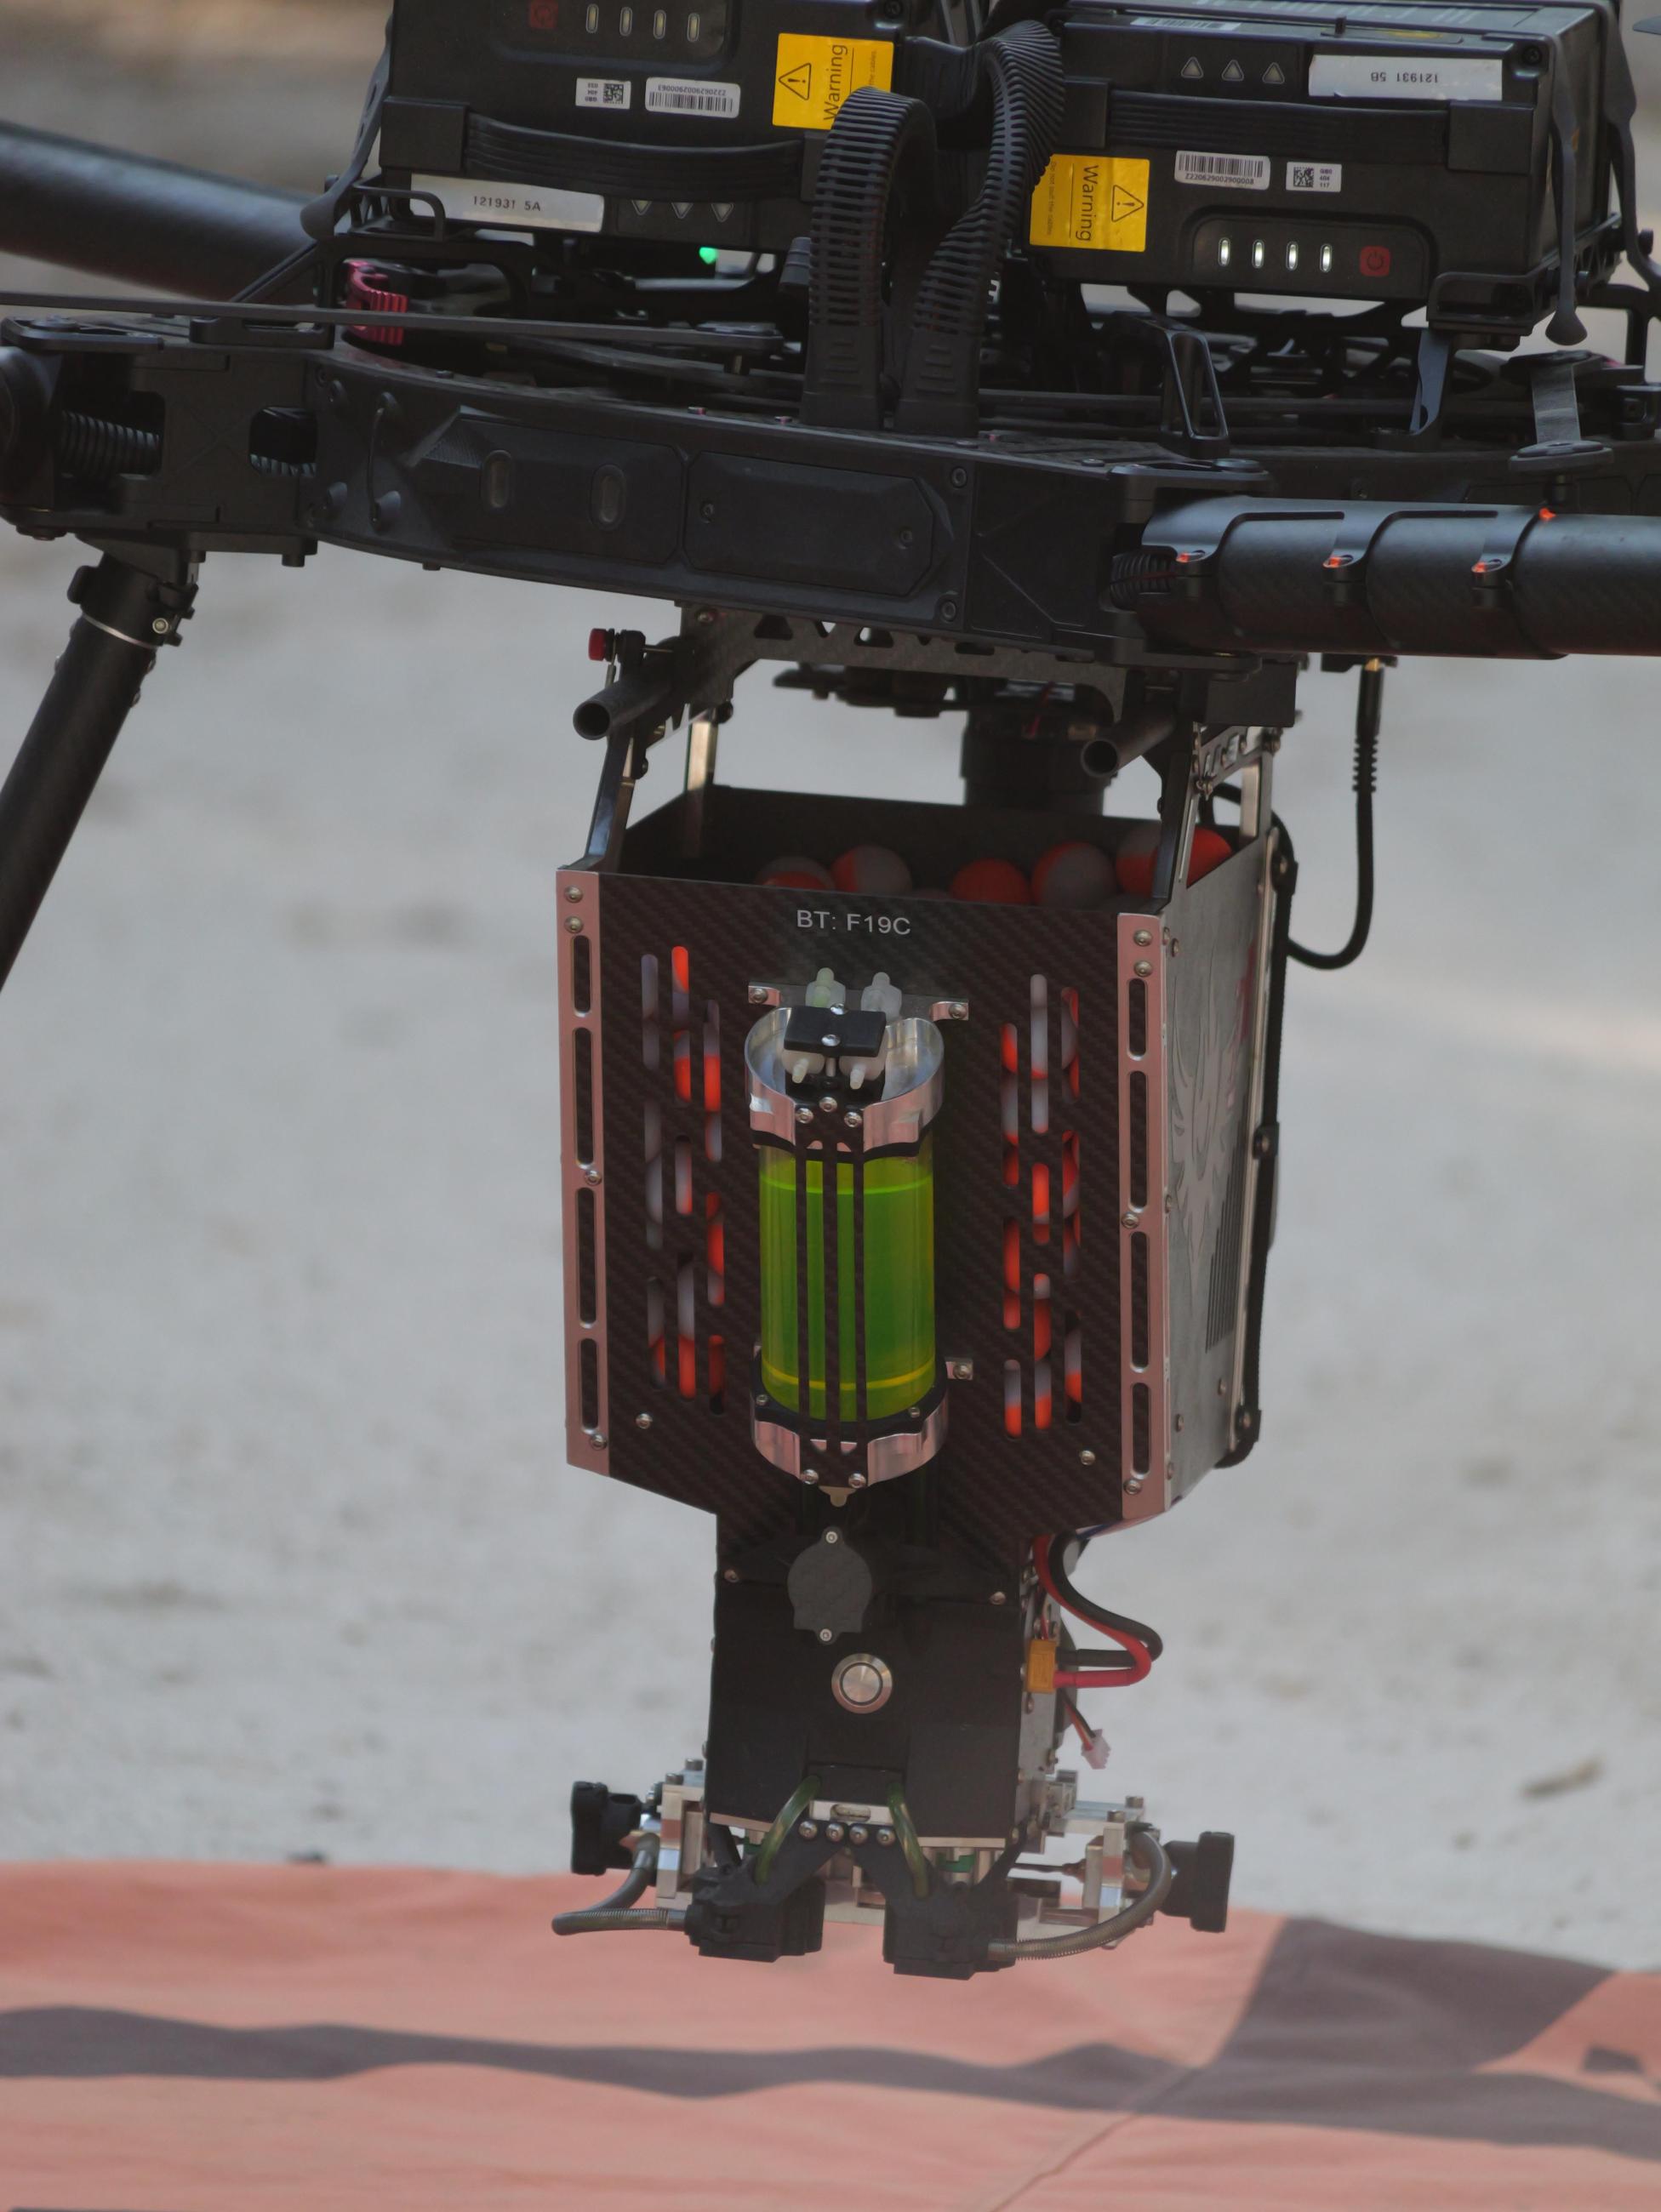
[1286, 161, 1341, 193]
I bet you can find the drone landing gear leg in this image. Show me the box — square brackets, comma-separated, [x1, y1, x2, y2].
[0, 549, 197, 993]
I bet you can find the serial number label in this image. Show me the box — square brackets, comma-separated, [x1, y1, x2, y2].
[646, 76, 741, 117]
[1307, 52, 1504, 100]
[796, 908, 912, 935]
[409, 175, 605, 232]
[1175, 149, 1270, 191]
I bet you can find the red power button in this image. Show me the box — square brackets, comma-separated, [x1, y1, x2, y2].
[1359, 243, 1392, 278]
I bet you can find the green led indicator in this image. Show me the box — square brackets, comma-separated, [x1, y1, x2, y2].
[699, 246, 720, 265]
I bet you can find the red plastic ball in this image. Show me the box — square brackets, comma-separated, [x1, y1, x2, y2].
[950, 857, 1032, 904]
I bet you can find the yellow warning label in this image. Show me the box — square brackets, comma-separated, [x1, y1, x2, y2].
[771, 32, 894, 130]
[1029, 154, 1150, 254]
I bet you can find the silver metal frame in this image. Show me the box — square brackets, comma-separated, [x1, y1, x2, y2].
[1116, 906, 1173, 1525]
[557, 864, 610, 1475]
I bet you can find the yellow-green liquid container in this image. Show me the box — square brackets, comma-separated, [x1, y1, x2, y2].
[758, 1141, 936, 1421]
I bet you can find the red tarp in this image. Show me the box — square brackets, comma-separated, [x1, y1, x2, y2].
[0, 1863, 1657, 2209]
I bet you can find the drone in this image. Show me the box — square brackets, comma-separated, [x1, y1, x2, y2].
[3, 0, 1658, 1976]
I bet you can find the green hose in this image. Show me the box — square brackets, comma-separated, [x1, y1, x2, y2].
[887, 1787, 933, 1900]
[751, 1772, 821, 1886]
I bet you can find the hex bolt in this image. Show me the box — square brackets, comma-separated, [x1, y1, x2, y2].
[798, 1819, 819, 1840]
[636, 1411, 654, 1431]
[565, 916, 584, 934]
[876, 1827, 896, 1847]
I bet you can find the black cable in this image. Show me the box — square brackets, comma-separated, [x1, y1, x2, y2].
[1289, 660, 1382, 972]
[1043, 1534, 1165, 1662]
[551, 1833, 676, 1935]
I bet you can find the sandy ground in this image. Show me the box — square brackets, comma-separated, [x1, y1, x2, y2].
[0, 11, 1658, 1970]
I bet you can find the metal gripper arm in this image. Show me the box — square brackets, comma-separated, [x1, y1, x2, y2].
[0, 550, 197, 994]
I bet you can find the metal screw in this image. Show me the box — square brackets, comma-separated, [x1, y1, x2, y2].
[1133, 958, 1152, 978]
[848, 1471, 868, 1488]
[819, 1628, 834, 1643]
[754, 1392, 768, 1408]
[947, 1357, 974, 1382]
[950, 465, 968, 488]
[820, 1034, 838, 1049]
[803, 1471, 819, 1486]
[584, 1166, 602, 1184]
[636, 1411, 654, 1431]
[591, 1431, 608, 1448]
[1125, 1474, 1144, 1494]
[1218, 1377, 1229, 1396]
[565, 916, 584, 934]
[722, 1566, 739, 1582]
[1174, 1414, 1184, 1433]
[1133, 928, 1152, 947]
[848, 1824, 869, 1846]
[939, 597, 959, 620]
[748, 985, 769, 1005]
[1122, 1208, 1139, 1228]
[1169, 938, 1181, 957]
[989, 1590, 1007, 1605]
[906, 1405, 921, 1420]
[843, 1110, 862, 1129]
[564, 886, 584, 904]
[798, 1819, 819, 1839]
[825, 1821, 846, 1844]
[946, 1000, 969, 1020]
[823, 1529, 841, 1546]
[876, 1827, 896, 1847]
[819, 1094, 838, 1114]
[694, 607, 717, 625]
[795, 1105, 813, 1124]
[1080, 1448, 1098, 1467]
[151, 616, 172, 636]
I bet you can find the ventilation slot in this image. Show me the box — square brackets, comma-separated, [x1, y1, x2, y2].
[1064, 1308, 1082, 1421]
[570, 930, 592, 1015]
[676, 1257, 697, 1399]
[579, 1338, 600, 1433]
[674, 1135, 694, 1218]
[1127, 977, 1148, 1060]
[641, 953, 660, 1071]
[1003, 1357, 1023, 1437]
[647, 1275, 666, 1388]
[643, 1103, 664, 1251]
[1130, 1231, 1150, 1372]
[1128, 1070, 1150, 1212]
[574, 1027, 595, 1166]
[577, 1188, 598, 1325]
[1033, 1274, 1053, 1430]
[703, 1001, 722, 1163]
[706, 1194, 725, 1308]
[1132, 1381, 1151, 1474]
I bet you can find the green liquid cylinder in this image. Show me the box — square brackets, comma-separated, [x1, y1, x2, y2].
[758, 1140, 936, 1421]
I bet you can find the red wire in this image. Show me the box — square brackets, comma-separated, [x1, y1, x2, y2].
[1032, 1536, 1153, 1687]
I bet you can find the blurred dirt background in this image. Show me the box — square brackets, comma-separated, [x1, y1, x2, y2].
[0, 1, 1657, 1968]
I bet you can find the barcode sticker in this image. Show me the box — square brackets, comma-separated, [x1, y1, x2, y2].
[1175, 150, 1270, 191]
[577, 77, 632, 111]
[646, 77, 741, 117]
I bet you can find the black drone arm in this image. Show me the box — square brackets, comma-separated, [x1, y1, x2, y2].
[0, 123, 309, 299]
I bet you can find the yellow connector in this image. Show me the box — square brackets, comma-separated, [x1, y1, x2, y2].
[1025, 1639, 1057, 1695]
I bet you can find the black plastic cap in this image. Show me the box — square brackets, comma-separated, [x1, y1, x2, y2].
[569, 1781, 644, 1877]
[1159, 1831, 1235, 1935]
